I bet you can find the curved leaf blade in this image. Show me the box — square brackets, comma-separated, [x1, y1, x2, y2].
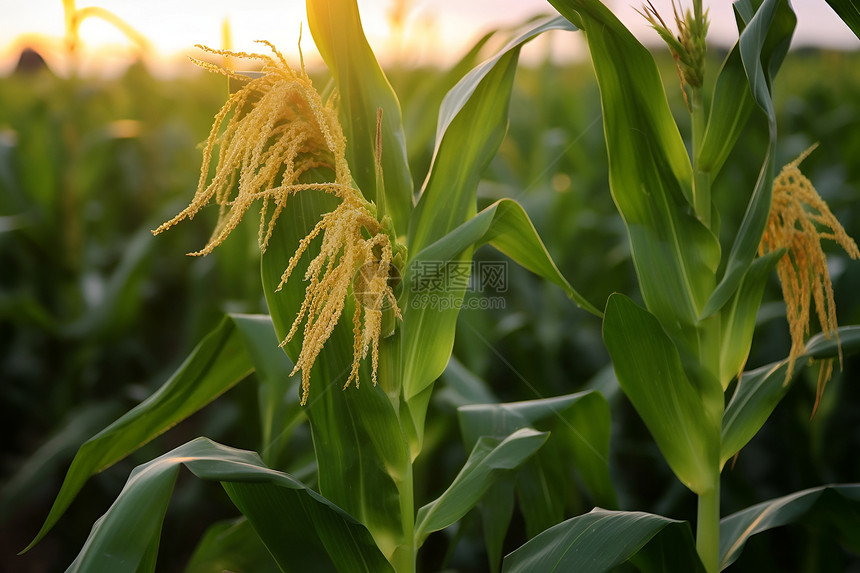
[719, 484, 860, 570]
[402, 196, 597, 401]
[24, 314, 281, 552]
[698, 45, 756, 178]
[718, 250, 783, 388]
[549, 0, 719, 349]
[603, 293, 719, 495]
[721, 324, 860, 465]
[458, 390, 616, 569]
[413, 428, 548, 545]
[502, 508, 704, 573]
[407, 15, 576, 255]
[458, 391, 616, 511]
[66, 438, 392, 573]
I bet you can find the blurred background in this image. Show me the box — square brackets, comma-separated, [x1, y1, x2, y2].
[1, 1, 859, 571]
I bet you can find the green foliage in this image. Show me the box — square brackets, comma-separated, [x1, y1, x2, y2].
[502, 508, 704, 573]
[67, 438, 392, 573]
[23, 314, 294, 552]
[720, 485, 860, 569]
[4, 0, 860, 571]
[603, 293, 720, 495]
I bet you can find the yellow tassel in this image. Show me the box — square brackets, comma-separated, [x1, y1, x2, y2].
[153, 43, 401, 405]
[758, 144, 859, 413]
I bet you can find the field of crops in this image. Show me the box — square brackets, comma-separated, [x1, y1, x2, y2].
[2, 1, 860, 572]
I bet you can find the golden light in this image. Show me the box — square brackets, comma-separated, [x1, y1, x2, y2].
[0, 0, 855, 77]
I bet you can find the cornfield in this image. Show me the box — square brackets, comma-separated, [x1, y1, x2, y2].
[3, 0, 860, 571]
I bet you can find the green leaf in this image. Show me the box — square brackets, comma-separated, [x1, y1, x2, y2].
[414, 428, 548, 545]
[407, 15, 577, 255]
[720, 359, 794, 468]
[698, 45, 756, 178]
[402, 17, 577, 408]
[185, 518, 280, 573]
[459, 391, 615, 509]
[477, 478, 516, 573]
[719, 485, 860, 570]
[476, 199, 600, 316]
[457, 390, 615, 570]
[402, 197, 597, 402]
[721, 324, 860, 466]
[402, 30, 498, 185]
[66, 438, 392, 573]
[603, 293, 719, 495]
[24, 314, 278, 552]
[549, 0, 719, 352]
[502, 508, 704, 573]
[306, 0, 413, 232]
[717, 250, 783, 388]
[700, 0, 796, 318]
[823, 0, 860, 39]
[804, 324, 860, 359]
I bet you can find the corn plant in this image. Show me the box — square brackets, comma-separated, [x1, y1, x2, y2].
[22, 1, 615, 572]
[19, 0, 860, 571]
[501, 0, 860, 571]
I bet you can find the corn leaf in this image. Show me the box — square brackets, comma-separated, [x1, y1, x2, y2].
[721, 324, 860, 466]
[260, 188, 412, 562]
[718, 250, 783, 388]
[24, 313, 283, 552]
[697, 45, 755, 178]
[719, 485, 860, 570]
[803, 324, 860, 358]
[549, 0, 719, 352]
[402, 30, 498, 186]
[403, 24, 545, 406]
[701, 0, 796, 318]
[720, 359, 794, 468]
[603, 293, 719, 495]
[407, 15, 576, 255]
[458, 391, 615, 569]
[502, 508, 704, 573]
[186, 518, 280, 573]
[459, 391, 616, 511]
[824, 0, 860, 38]
[413, 428, 548, 545]
[402, 196, 597, 402]
[478, 478, 516, 573]
[306, 0, 413, 231]
[66, 438, 392, 573]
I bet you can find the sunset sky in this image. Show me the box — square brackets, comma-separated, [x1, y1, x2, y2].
[1, 0, 857, 76]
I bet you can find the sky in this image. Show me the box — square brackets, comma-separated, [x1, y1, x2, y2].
[0, 0, 857, 76]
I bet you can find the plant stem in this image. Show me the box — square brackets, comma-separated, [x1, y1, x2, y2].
[691, 88, 711, 228]
[697, 481, 721, 573]
[390, 461, 416, 573]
